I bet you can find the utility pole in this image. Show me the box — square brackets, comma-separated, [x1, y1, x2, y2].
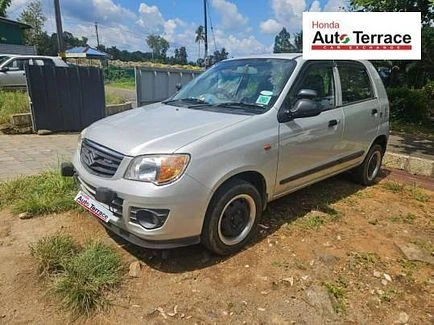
[54, 0, 65, 60]
[95, 22, 100, 48]
[203, 0, 208, 62]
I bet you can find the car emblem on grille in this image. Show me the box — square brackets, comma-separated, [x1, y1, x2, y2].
[87, 150, 97, 166]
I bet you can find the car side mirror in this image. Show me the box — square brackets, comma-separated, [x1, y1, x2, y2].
[278, 89, 321, 123]
[297, 88, 317, 99]
[278, 98, 322, 123]
[0, 67, 9, 72]
[291, 99, 322, 119]
[175, 83, 182, 91]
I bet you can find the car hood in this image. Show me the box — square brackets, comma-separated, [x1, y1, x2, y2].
[85, 103, 251, 156]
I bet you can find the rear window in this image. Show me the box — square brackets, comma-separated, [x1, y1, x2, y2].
[338, 62, 374, 105]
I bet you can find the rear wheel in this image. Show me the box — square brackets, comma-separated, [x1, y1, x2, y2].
[201, 179, 262, 255]
[352, 144, 384, 186]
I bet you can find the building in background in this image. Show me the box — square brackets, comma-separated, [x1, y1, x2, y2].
[0, 17, 36, 55]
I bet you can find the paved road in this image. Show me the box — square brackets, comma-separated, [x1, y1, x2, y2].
[0, 133, 78, 181]
[0, 133, 432, 182]
[387, 132, 434, 161]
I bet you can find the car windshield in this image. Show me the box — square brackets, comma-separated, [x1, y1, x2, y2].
[0, 56, 10, 65]
[166, 58, 296, 113]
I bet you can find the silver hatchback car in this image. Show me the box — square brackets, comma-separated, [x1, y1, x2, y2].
[62, 54, 389, 255]
[0, 55, 68, 89]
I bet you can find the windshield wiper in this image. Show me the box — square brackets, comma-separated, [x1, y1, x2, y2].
[216, 101, 265, 110]
[163, 97, 211, 107]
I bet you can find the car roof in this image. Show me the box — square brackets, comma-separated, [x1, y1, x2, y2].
[225, 53, 303, 61]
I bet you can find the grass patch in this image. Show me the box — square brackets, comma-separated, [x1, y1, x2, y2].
[324, 280, 347, 313]
[30, 236, 123, 316]
[408, 185, 430, 202]
[299, 205, 343, 230]
[382, 181, 405, 193]
[389, 213, 417, 224]
[383, 182, 430, 202]
[348, 251, 378, 270]
[0, 170, 78, 215]
[300, 214, 325, 229]
[0, 90, 29, 124]
[399, 259, 420, 279]
[105, 92, 128, 105]
[29, 234, 78, 277]
[106, 79, 135, 90]
[54, 241, 123, 315]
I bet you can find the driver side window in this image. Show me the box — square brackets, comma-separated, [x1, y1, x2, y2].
[287, 63, 336, 111]
[6, 59, 28, 71]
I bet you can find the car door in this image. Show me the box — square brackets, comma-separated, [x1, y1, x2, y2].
[336, 61, 380, 156]
[275, 61, 345, 195]
[3, 58, 29, 88]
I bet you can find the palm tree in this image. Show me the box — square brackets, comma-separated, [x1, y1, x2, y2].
[195, 25, 205, 60]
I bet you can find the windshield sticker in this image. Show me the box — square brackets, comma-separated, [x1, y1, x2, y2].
[260, 90, 273, 96]
[256, 95, 271, 105]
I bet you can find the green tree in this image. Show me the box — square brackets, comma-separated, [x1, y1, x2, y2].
[350, 0, 433, 27]
[174, 46, 188, 65]
[213, 47, 229, 62]
[0, 0, 11, 17]
[293, 31, 303, 52]
[351, 0, 434, 87]
[195, 25, 205, 59]
[273, 28, 296, 53]
[17, 0, 46, 48]
[146, 34, 169, 60]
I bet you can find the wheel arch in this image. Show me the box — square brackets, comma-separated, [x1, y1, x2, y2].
[371, 134, 388, 154]
[208, 170, 268, 212]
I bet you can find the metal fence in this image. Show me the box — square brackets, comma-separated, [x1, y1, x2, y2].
[135, 67, 202, 106]
[26, 65, 105, 132]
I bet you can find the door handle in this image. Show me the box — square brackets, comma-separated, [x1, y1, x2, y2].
[328, 119, 338, 127]
[371, 109, 378, 115]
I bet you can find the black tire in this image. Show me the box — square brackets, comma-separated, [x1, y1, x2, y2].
[201, 179, 262, 255]
[352, 144, 384, 186]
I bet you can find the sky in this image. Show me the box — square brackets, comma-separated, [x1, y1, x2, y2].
[7, 0, 349, 60]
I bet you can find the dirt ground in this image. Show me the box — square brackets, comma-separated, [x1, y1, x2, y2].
[0, 169, 433, 325]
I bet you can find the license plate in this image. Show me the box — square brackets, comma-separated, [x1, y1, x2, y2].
[74, 191, 114, 223]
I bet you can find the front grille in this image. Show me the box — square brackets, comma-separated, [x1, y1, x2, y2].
[77, 176, 124, 218]
[80, 139, 124, 178]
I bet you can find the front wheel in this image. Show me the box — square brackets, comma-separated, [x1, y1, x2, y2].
[201, 179, 262, 255]
[352, 144, 384, 186]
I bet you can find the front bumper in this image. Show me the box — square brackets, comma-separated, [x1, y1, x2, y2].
[70, 150, 212, 248]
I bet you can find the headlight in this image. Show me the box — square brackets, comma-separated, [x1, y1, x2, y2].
[124, 154, 190, 185]
[78, 128, 87, 148]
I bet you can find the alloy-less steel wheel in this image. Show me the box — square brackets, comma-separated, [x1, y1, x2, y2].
[352, 144, 384, 186]
[201, 179, 262, 255]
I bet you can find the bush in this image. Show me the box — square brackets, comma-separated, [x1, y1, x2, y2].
[387, 87, 430, 122]
[423, 80, 434, 100]
[103, 66, 134, 83]
[29, 234, 78, 277]
[0, 170, 78, 215]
